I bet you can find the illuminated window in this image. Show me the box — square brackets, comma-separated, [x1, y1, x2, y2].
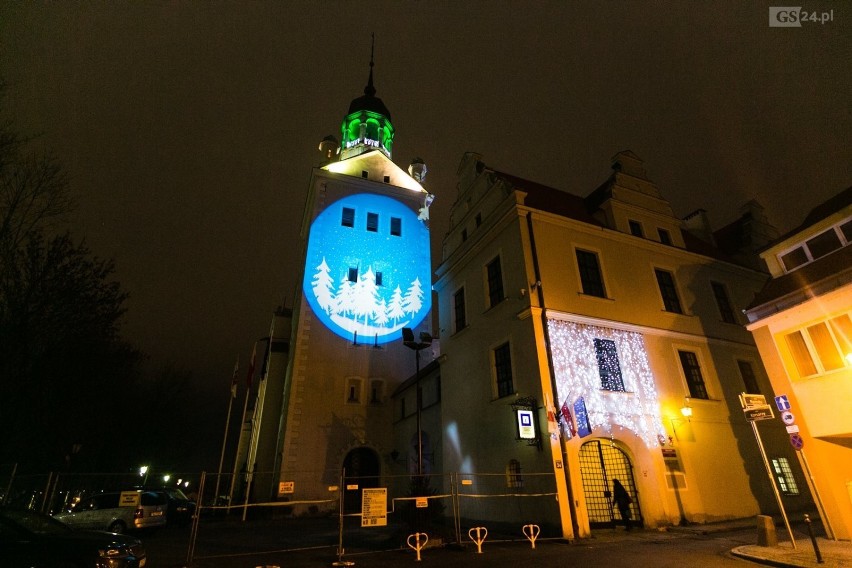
[506, 459, 524, 489]
[808, 322, 845, 371]
[494, 342, 514, 398]
[341, 207, 355, 228]
[784, 315, 852, 377]
[366, 212, 379, 232]
[454, 287, 467, 332]
[711, 281, 737, 323]
[658, 228, 672, 245]
[737, 360, 760, 393]
[594, 338, 625, 392]
[678, 350, 708, 399]
[655, 269, 683, 314]
[785, 330, 818, 376]
[486, 256, 504, 308]
[576, 249, 606, 298]
[346, 378, 362, 404]
[390, 216, 401, 236]
[771, 457, 799, 495]
[348, 267, 358, 283]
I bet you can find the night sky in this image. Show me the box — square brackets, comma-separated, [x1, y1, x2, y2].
[2, 3, 850, 398]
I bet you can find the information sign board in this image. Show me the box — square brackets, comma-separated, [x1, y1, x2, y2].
[361, 488, 388, 527]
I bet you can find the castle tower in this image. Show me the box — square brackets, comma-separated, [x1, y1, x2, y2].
[268, 46, 436, 509]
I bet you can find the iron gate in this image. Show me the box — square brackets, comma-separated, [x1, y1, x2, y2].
[578, 439, 642, 527]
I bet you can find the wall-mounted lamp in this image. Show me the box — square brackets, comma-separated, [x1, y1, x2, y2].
[680, 398, 693, 421]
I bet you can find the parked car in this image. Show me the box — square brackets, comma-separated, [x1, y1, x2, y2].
[147, 487, 196, 526]
[53, 491, 167, 534]
[0, 508, 147, 568]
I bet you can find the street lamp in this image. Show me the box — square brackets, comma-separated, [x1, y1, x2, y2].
[402, 328, 432, 476]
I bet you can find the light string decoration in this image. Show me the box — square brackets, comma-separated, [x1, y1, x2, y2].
[547, 318, 667, 448]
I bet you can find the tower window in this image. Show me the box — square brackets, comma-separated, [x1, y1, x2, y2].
[658, 228, 672, 245]
[462, 228, 468, 242]
[342, 207, 355, 228]
[361, 170, 368, 179]
[629, 220, 644, 237]
[375, 271, 383, 286]
[367, 212, 379, 232]
[370, 379, 384, 404]
[346, 377, 362, 404]
[390, 217, 402, 236]
[348, 267, 358, 283]
[475, 213, 482, 228]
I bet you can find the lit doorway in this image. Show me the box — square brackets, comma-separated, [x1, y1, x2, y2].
[578, 439, 642, 528]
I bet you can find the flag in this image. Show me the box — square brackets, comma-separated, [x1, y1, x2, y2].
[545, 394, 558, 435]
[246, 342, 257, 389]
[230, 358, 239, 398]
[561, 398, 576, 439]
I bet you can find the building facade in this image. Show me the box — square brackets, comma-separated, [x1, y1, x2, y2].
[745, 187, 852, 540]
[434, 151, 812, 538]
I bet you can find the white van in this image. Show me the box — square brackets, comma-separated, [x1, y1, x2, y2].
[54, 490, 167, 533]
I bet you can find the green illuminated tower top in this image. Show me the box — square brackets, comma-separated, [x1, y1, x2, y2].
[339, 36, 395, 160]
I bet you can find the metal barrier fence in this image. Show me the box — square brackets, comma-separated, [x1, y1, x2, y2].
[1, 465, 562, 566]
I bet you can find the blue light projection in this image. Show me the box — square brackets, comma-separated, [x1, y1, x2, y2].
[303, 192, 431, 344]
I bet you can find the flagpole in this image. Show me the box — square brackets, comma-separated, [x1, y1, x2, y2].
[213, 357, 239, 507]
[228, 382, 251, 511]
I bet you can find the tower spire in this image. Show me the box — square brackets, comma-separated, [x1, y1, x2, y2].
[365, 32, 376, 97]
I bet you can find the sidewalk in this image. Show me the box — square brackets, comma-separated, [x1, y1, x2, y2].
[731, 538, 852, 568]
[667, 518, 852, 568]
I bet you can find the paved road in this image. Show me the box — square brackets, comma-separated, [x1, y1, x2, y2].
[143, 523, 761, 568]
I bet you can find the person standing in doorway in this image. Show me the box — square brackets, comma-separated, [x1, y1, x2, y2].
[611, 478, 633, 530]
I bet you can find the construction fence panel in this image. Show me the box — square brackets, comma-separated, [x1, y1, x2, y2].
[454, 472, 563, 542]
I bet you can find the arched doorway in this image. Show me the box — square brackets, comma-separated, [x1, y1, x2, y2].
[342, 447, 380, 513]
[578, 439, 642, 528]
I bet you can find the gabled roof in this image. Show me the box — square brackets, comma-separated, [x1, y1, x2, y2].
[493, 169, 603, 226]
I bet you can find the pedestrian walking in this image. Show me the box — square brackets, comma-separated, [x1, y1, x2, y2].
[611, 478, 633, 530]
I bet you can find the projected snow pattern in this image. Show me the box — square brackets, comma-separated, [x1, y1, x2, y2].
[303, 193, 431, 344]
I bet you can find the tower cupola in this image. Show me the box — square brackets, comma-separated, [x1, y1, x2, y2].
[339, 36, 395, 160]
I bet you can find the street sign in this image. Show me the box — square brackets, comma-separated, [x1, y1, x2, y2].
[775, 394, 791, 412]
[790, 433, 804, 451]
[739, 393, 767, 409]
[744, 405, 775, 421]
[781, 411, 795, 425]
[786, 424, 800, 434]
